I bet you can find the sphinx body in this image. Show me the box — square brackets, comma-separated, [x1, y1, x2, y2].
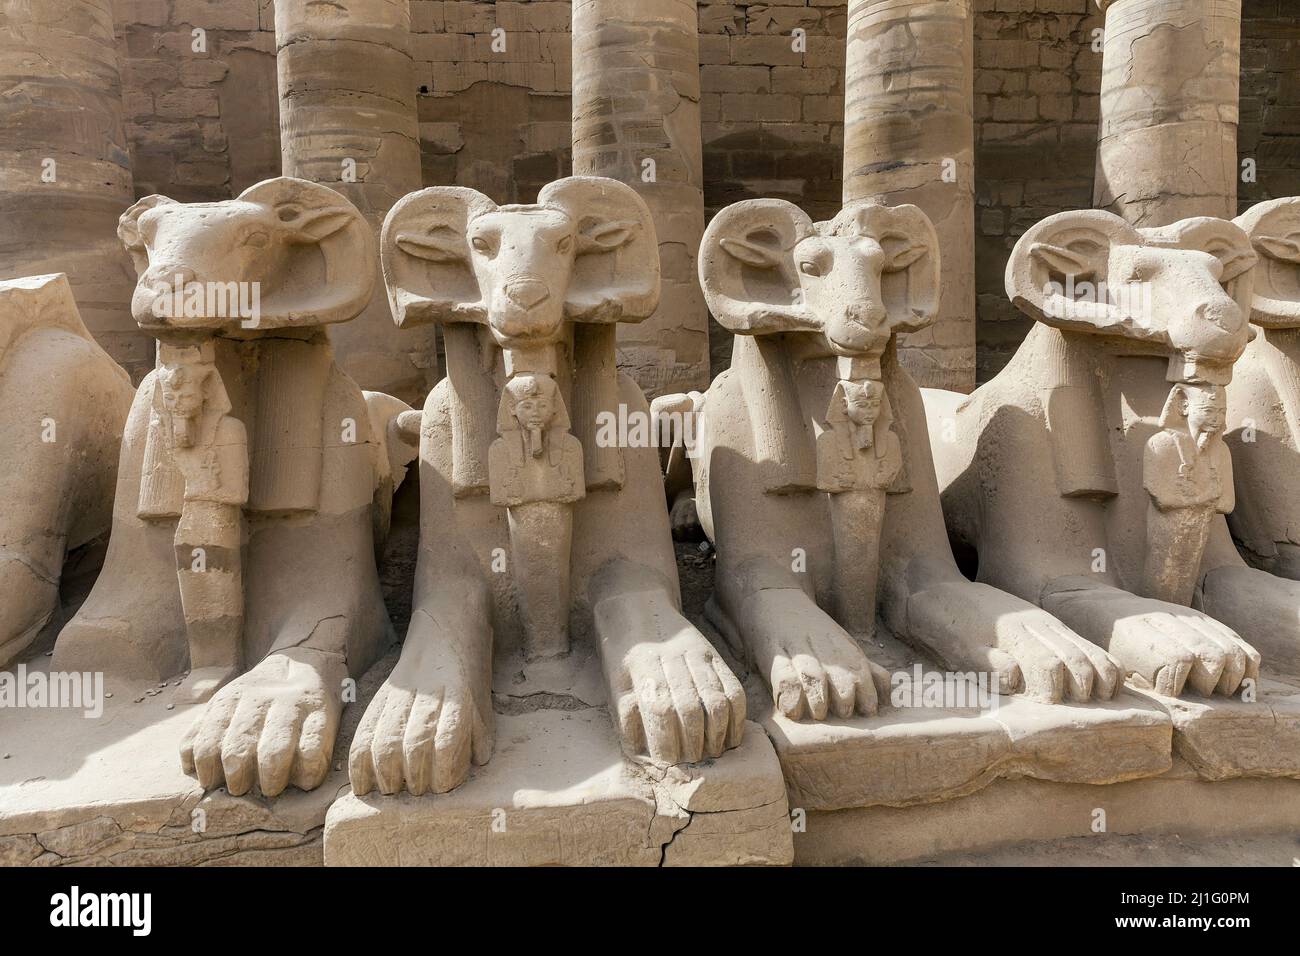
[924, 208, 1283, 694]
[0, 274, 134, 669]
[348, 177, 747, 797]
[668, 198, 1121, 721]
[1224, 199, 1300, 582]
[52, 177, 414, 797]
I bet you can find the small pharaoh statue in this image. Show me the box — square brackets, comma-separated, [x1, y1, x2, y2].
[817, 375, 903, 493]
[147, 342, 248, 699]
[815, 357, 904, 637]
[489, 372, 584, 507]
[1143, 382, 1233, 604]
[489, 370, 585, 658]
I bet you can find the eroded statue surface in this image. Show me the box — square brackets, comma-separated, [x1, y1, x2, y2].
[924, 209, 1286, 695]
[0, 274, 134, 668]
[346, 176, 748, 797]
[667, 198, 1122, 721]
[1226, 199, 1300, 584]
[52, 177, 414, 796]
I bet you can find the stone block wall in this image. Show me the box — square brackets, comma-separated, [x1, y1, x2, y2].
[109, 0, 1300, 381]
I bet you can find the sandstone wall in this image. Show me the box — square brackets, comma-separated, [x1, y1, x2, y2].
[109, 0, 1300, 381]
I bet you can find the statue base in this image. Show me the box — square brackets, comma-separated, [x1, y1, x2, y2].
[797, 763, 1300, 865]
[0, 650, 380, 865]
[323, 646, 793, 866]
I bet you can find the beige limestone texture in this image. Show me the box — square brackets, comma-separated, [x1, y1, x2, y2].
[1225, 197, 1300, 579]
[922, 210, 1294, 694]
[0, 643, 406, 866]
[51, 177, 414, 799]
[348, 176, 760, 823]
[0, 274, 133, 670]
[722, 615, 1174, 811]
[844, 0, 977, 393]
[327, 647, 791, 866]
[794, 760, 1300, 865]
[681, 196, 1123, 725]
[571, 0, 711, 396]
[0, 0, 147, 376]
[1094, 0, 1242, 229]
[275, 0, 436, 405]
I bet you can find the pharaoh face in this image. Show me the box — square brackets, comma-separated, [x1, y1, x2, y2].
[160, 363, 208, 419]
[507, 375, 557, 431]
[1180, 384, 1226, 451]
[844, 381, 884, 429]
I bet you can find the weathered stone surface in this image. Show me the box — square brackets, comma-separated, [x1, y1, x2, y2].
[1225, 198, 1300, 592]
[844, 0, 977, 392]
[1094, 0, 1242, 228]
[1133, 677, 1300, 780]
[925, 208, 1274, 700]
[0, 834, 42, 867]
[0, 0, 145, 376]
[326, 709, 791, 866]
[684, 196, 1126, 731]
[0, 656, 347, 865]
[0, 274, 133, 670]
[571, 0, 711, 395]
[51, 179, 414, 800]
[354, 177, 753, 816]
[768, 691, 1171, 812]
[796, 761, 1300, 865]
[275, 0, 435, 405]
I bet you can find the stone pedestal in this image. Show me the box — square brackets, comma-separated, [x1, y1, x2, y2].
[275, 0, 435, 404]
[797, 764, 1300, 865]
[1135, 678, 1300, 780]
[571, 0, 710, 396]
[1093, 0, 1241, 228]
[767, 693, 1173, 813]
[0, 655, 347, 865]
[0, 0, 145, 378]
[324, 648, 793, 866]
[844, 0, 976, 392]
[726, 620, 1300, 836]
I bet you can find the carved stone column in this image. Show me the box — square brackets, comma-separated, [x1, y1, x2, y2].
[571, 0, 710, 396]
[274, 0, 433, 404]
[844, 0, 976, 392]
[0, 0, 145, 376]
[1093, 0, 1241, 227]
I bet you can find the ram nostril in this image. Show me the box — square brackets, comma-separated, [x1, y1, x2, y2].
[503, 278, 550, 310]
[145, 266, 197, 291]
[1197, 300, 1244, 334]
[844, 302, 888, 328]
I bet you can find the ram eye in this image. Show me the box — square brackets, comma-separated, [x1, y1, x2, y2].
[799, 260, 822, 278]
[470, 236, 493, 254]
[557, 235, 573, 255]
[243, 230, 269, 249]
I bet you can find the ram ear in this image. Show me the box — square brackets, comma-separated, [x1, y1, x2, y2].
[1254, 235, 1300, 263]
[699, 198, 818, 335]
[1005, 208, 1154, 338]
[1235, 197, 1300, 329]
[539, 177, 660, 324]
[117, 195, 178, 275]
[236, 177, 375, 328]
[380, 186, 498, 329]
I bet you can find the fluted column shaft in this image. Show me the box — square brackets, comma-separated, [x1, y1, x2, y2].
[571, 0, 709, 396]
[844, 0, 976, 392]
[0, 0, 144, 375]
[275, 0, 433, 404]
[1093, 0, 1241, 227]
